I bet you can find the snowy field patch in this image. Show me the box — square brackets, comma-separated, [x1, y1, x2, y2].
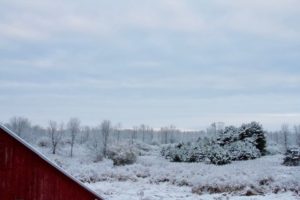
[39, 145, 300, 200]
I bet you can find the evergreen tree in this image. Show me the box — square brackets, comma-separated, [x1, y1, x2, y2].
[217, 125, 239, 146]
[239, 122, 267, 155]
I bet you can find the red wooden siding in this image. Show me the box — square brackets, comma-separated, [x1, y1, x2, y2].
[0, 126, 103, 200]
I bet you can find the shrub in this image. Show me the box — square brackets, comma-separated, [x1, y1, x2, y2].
[283, 148, 300, 166]
[227, 140, 261, 161]
[187, 146, 206, 162]
[107, 145, 137, 166]
[217, 126, 239, 146]
[161, 145, 171, 158]
[168, 143, 190, 162]
[111, 151, 137, 166]
[132, 141, 153, 156]
[207, 144, 231, 165]
[161, 143, 206, 162]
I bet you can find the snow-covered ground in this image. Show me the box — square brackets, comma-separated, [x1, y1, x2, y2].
[38, 144, 300, 200]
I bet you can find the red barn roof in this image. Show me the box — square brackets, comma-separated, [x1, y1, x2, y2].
[0, 124, 104, 200]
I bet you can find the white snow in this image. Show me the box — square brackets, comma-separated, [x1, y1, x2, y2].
[36, 144, 300, 200]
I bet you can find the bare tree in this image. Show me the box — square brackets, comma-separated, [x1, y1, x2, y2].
[160, 127, 169, 144]
[207, 122, 217, 137]
[67, 118, 80, 157]
[160, 125, 176, 144]
[272, 131, 280, 144]
[88, 127, 103, 162]
[169, 125, 177, 143]
[140, 124, 146, 143]
[114, 123, 122, 143]
[101, 120, 112, 157]
[48, 121, 63, 154]
[9, 116, 31, 137]
[80, 126, 90, 144]
[131, 126, 138, 145]
[281, 124, 289, 152]
[294, 125, 300, 147]
[139, 124, 154, 144]
[148, 127, 154, 144]
[31, 125, 47, 140]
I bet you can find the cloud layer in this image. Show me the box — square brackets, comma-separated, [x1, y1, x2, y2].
[0, 0, 299, 130]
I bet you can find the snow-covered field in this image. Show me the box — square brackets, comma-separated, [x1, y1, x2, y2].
[39, 144, 300, 200]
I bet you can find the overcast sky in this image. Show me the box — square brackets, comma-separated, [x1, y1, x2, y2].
[0, 0, 299, 130]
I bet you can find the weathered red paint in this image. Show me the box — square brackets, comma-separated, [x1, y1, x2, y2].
[0, 126, 103, 200]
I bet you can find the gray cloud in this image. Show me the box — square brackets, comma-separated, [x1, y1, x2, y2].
[0, 0, 299, 129]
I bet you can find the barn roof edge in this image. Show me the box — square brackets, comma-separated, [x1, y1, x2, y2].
[0, 124, 105, 200]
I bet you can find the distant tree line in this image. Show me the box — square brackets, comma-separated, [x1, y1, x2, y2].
[2, 116, 300, 161]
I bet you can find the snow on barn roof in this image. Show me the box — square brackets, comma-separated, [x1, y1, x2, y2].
[0, 124, 104, 200]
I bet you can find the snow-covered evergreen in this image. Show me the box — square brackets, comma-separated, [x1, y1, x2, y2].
[162, 122, 266, 165]
[283, 147, 300, 166]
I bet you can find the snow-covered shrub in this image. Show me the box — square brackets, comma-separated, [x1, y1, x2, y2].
[161, 139, 259, 164]
[161, 143, 206, 162]
[206, 144, 231, 165]
[168, 143, 190, 162]
[107, 145, 137, 166]
[217, 122, 267, 156]
[134, 141, 152, 152]
[227, 140, 261, 161]
[239, 122, 267, 155]
[132, 141, 153, 156]
[112, 151, 137, 166]
[161, 144, 177, 161]
[217, 126, 239, 146]
[161, 122, 266, 165]
[283, 147, 300, 166]
[161, 145, 173, 159]
[187, 145, 206, 162]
